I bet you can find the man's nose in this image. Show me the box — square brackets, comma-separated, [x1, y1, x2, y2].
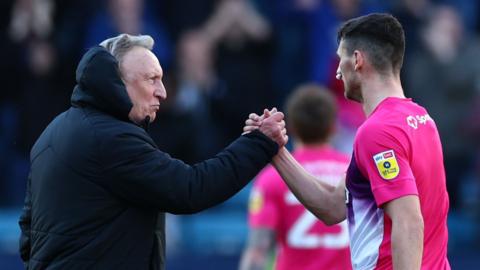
[155, 83, 167, 100]
[335, 66, 342, 80]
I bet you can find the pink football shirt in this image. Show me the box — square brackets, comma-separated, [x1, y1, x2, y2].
[346, 97, 450, 269]
[249, 146, 352, 270]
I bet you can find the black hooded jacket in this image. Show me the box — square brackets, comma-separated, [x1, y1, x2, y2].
[18, 46, 278, 269]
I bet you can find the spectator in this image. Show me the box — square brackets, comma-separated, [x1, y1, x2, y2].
[202, 0, 276, 144]
[404, 5, 480, 208]
[83, 0, 172, 68]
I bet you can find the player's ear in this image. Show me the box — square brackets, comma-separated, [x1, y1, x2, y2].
[353, 50, 364, 71]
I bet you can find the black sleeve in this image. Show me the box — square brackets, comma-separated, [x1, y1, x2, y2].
[100, 130, 278, 214]
[19, 172, 32, 269]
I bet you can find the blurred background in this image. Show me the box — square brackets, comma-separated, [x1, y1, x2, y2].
[1, 0, 480, 269]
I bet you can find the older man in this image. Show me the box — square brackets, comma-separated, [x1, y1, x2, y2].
[19, 34, 287, 270]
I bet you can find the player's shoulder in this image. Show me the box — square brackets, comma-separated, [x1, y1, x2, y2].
[356, 98, 422, 142]
[354, 119, 408, 157]
[355, 118, 390, 142]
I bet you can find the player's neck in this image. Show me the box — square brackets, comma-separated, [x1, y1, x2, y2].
[361, 73, 405, 117]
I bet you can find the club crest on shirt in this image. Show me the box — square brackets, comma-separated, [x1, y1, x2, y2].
[248, 189, 264, 214]
[373, 150, 399, 180]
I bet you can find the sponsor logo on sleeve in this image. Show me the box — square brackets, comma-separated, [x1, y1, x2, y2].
[249, 189, 264, 214]
[373, 150, 400, 180]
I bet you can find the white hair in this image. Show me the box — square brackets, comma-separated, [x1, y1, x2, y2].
[100, 34, 154, 63]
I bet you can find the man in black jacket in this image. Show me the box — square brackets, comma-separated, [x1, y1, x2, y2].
[18, 34, 287, 270]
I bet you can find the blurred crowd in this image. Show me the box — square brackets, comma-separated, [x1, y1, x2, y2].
[1, 0, 480, 252]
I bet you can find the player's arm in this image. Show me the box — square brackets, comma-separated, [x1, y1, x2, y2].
[272, 147, 346, 225]
[239, 228, 276, 270]
[383, 195, 424, 270]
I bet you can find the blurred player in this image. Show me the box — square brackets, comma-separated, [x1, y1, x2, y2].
[240, 84, 352, 270]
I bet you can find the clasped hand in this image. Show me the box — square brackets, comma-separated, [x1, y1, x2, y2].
[243, 108, 288, 147]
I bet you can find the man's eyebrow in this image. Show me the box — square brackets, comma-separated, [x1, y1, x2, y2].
[145, 72, 161, 78]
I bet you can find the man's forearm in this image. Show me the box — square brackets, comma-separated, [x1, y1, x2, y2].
[272, 147, 346, 225]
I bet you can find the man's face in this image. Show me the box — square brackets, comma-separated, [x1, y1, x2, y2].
[120, 47, 166, 124]
[336, 40, 362, 102]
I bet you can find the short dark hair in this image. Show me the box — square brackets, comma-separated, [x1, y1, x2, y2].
[337, 13, 405, 74]
[286, 84, 337, 144]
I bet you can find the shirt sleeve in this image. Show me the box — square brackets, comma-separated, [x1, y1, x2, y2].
[248, 167, 280, 229]
[354, 124, 418, 206]
[99, 129, 278, 214]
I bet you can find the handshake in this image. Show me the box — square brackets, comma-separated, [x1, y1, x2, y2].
[243, 108, 288, 148]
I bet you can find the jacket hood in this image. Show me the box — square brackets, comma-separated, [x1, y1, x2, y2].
[71, 46, 133, 121]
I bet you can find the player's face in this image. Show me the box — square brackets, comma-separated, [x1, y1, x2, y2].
[336, 40, 362, 102]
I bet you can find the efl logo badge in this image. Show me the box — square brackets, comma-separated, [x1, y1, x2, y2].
[373, 150, 399, 180]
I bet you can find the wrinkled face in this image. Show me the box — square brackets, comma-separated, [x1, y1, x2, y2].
[336, 40, 362, 102]
[120, 46, 166, 124]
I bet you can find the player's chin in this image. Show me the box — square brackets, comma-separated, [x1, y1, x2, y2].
[344, 86, 361, 102]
